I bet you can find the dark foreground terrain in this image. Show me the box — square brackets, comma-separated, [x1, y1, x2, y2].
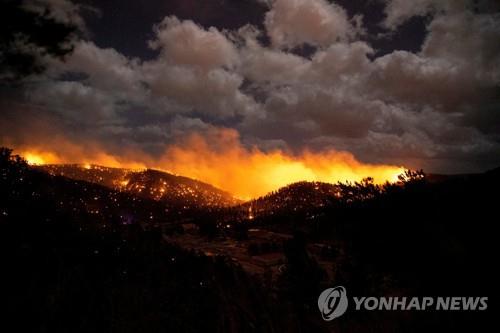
[0, 147, 495, 332]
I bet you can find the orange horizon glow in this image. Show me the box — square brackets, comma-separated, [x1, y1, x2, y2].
[12, 130, 406, 199]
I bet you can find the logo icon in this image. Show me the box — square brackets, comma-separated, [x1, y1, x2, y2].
[318, 286, 348, 321]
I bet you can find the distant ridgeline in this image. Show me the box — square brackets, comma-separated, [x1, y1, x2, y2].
[37, 164, 240, 208]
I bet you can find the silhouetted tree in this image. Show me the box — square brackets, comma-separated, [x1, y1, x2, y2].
[398, 169, 426, 184]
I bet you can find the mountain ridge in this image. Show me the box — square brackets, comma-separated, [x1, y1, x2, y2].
[36, 164, 240, 208]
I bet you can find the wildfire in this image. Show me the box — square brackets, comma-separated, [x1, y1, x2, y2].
[11, 129, 406, 199]
[156, 131, 406, 199]
[24, 151, 60, 165]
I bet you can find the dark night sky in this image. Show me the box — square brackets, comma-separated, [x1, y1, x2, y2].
[1, 0, 500, 175]
[81, 0, 427, 59]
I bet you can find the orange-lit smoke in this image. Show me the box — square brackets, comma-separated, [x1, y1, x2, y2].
[18, 140, 148, 170]
[13, 129, 405, 199]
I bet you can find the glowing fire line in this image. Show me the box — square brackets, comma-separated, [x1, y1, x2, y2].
[13, 131, 406, 199]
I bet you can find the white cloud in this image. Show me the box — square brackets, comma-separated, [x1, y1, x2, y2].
[57, 41, 144, 96]
[369, 51, 475, 109]
[27, 81, 117, 124]
[149, 16, 239, 71]
[143, 60, 259, 118]
[239, 38, 309, 84]
[421, 11, 500, 84]
[372, 4, 500, 113]
[307, 41, 373, 84]
[264, 0, 355, 49]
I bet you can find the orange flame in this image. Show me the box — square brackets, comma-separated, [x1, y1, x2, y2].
[12, 129, 405, 199]
[24, 152, 54, 165]
[157, 131, 405, 199]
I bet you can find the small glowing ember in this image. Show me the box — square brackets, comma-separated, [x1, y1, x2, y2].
[248, 206, 254, 220]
